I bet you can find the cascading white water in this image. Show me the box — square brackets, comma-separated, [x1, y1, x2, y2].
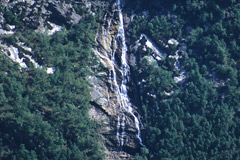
[115, 0, 144, 147]
[100, 0, 145, 148]
[116, 116, 120, 145]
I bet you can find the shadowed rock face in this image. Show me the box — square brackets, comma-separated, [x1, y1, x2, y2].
[89, 1, 141, 159]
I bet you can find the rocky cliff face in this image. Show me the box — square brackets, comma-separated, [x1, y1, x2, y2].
[89, 1, 142, 159]
[0, 0, 106, 31]
[1, 0, 79, 29]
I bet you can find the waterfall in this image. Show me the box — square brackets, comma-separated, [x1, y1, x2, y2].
[116, 0, 145, 147]
[100, 0, 145, 148]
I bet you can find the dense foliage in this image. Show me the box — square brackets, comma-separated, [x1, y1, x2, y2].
[0, 3, 104, 160]
[129, 0, 240, 159]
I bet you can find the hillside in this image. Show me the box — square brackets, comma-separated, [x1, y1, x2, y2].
[0, 0, 240, 160]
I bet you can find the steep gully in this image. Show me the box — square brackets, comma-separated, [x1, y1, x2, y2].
[97, 0, 145, 149]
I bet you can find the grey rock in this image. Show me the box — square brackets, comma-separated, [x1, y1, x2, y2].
[129, 53, 136, 66]
[49, 0, 82, 25]
[1, 0, 82, 28]
[70, 12, 82, 25]
[89, 76, 108, 107]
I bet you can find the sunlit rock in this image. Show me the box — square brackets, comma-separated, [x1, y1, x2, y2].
[47, 21, 62, 35]
[46, 67, 55, 74]
[168, 38, 179, 45]
[0, 29, 14, 35]
[174, 72, 186, 83]
[1, 45, 27, 68]
[17, 42, 32, 52]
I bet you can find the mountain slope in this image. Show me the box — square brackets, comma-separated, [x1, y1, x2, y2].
[1, 0, 240, 160]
